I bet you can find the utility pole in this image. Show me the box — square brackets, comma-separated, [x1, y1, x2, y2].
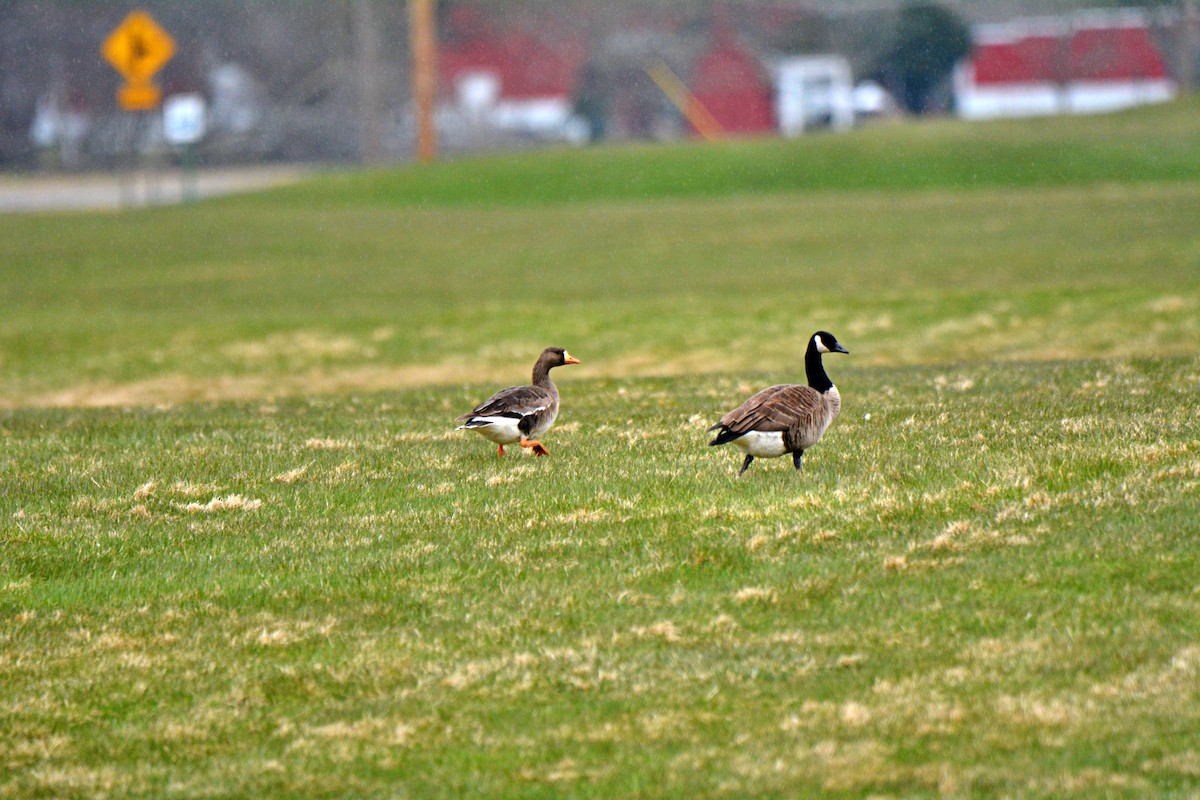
[1180, 0, 1198, 94]
[409, 0, 438, 162]
[355, 0, 384, 164]
[1053, 16, 1074, 115]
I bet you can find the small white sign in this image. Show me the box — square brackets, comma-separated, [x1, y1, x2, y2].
[163, 93, 207, 145]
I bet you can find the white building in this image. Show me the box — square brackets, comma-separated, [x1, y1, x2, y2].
[775, 56, 855, 136]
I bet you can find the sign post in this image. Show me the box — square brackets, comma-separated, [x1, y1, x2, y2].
[163, 94, 207, 202]
[409, 0, 438, 162]
[102, 10, 177, 207]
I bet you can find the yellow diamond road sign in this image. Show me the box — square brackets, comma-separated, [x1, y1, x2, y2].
[118, 83, 163, 111]
[103, 11, 175, 82]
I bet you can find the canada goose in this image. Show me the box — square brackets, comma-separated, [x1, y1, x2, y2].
[708, 331, 848, 476]
[456, 347, 580, 457]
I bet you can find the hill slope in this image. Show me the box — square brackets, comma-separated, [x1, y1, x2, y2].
[258, 98, 1200, 208]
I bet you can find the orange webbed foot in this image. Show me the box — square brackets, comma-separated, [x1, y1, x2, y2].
[497, 445, 506, 457]
[520, 439, 550, 457]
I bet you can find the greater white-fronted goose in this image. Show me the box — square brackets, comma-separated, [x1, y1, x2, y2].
[708, 331, 849, 476]
[456, 347, 580, 457]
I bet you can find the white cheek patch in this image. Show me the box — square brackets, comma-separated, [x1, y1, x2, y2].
[814, 336, 830, 353]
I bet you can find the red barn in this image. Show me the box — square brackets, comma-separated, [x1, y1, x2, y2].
[437, 7, 585, 136]
[689, 27, 775, 135]
[955, 10, 1175, 119]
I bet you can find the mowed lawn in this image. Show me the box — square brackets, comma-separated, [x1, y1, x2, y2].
[3, 100, 1200, 797]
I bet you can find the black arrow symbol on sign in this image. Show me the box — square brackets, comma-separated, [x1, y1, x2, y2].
[129, 34, 148, 74]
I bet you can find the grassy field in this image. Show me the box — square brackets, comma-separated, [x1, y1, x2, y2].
[3, 100, 1200, 797]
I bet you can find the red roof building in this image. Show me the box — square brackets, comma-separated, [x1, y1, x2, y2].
[437, 7, 585, 137]
[684, 12, 777, 137]
[955, 10, 1175, 119]
[690, 34, 776, 135]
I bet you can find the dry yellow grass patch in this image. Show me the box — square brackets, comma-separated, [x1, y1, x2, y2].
[520, 757, 606, 785]
[271, 465, 309, 484]
[995, 693, 1085, 728]
[1145, 295, 1195, 314]
[1154, 460, 1200, 481]
[733, 587, 777, 605]
[182, 495, 263, 513]
[629, 621, 683, 643]
[554, 508, 610, 525]
[2, 577, 32, 594]
[787, 495, 825, 510]
[964, 636, 1053, 666]
[3, 733, 73, 763]
[132, 480, 157, 500]
[485, 465, 535, 486]
[305, 437, 353, 450]
[153, 719, 217, 744]
[221, 330, 377, 364]
[1141, 751, 1200, 778]
[1044, 767, 1152, 794]
[22, 763, 129, 797]
[844, 311, 895, 336]
[932, 373, 977, 392]
[255, 628, 300, 646]
[869, 678, 967, 736]
[926, 519, 973, 551]
[615, 590, 657, 607]
[2, 338, 896, 410]
[1090, 645, 1200, 702]
[306, 717, 415, 747]
[231, 615, 337, 649]
[168, 481, 222, 499]
[71, 496, 120, 514]
[432, 645, 615, 694]
[5, 362, 494, 409]
[395, 430, 459, 443]
[775, 739, 897, 793]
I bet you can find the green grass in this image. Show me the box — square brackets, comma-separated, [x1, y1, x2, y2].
[261, 95, 1200, 207]
[3, 181, 1199, 405]
[3, 100, 1200, 797]
[4, 361, 1200, 797]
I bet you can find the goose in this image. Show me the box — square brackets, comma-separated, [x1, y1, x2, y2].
[456, 347, 580, 457]
[708, 331, 849, 476]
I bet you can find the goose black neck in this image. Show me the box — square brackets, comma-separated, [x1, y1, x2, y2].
[805, 342, 834, 393]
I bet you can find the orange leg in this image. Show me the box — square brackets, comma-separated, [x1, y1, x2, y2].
[497, 445, 506, 457]
[520, 438, 550, 457]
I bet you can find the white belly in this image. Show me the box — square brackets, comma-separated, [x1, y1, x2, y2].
[732, 431, 789, 458]
[463, 416, 523, 445]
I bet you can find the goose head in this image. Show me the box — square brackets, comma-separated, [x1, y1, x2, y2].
[811, 331, 849, 355]
[540, 347, 580, 368]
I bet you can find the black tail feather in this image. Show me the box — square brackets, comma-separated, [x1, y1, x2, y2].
[708, 425, 745, 447]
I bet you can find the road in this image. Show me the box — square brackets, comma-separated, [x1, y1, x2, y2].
[0, 164, 310, 212]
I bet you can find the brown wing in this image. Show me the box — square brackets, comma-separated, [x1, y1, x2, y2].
[719, 384, 822, 435]
[456, 384, 554, 420]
